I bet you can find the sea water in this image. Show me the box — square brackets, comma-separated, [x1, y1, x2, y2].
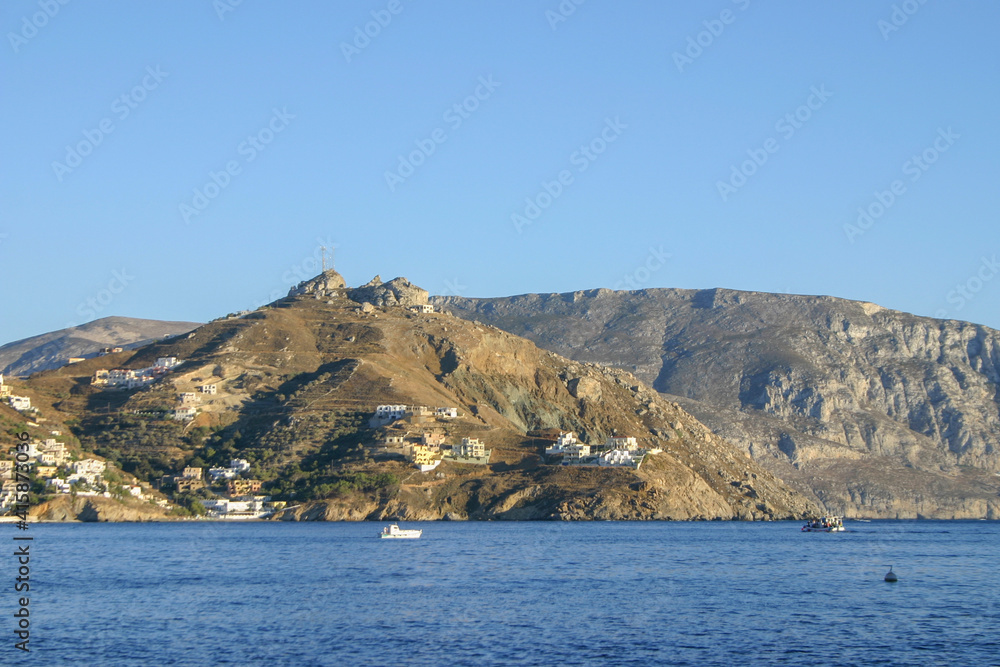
[9, 520, 999, 666]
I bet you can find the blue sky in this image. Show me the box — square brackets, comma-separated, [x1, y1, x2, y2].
[2, 1, 998, 344]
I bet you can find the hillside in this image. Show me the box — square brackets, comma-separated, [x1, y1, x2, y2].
[434, 288, 1000, 518]
[0, 316, 201, 377]
[15, 275, 816, 521]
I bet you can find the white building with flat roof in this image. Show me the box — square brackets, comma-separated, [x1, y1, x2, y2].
[545, 431, 579, 456]
[9, 396, 31, 411]
[73, 459, 107, 476]
[562, 443, 591, 462]
[374, 405, 407, 421]
[454, 437, 485, 458]
[598, 448, 643, 468]
[172, 406, 198, 421]
[605, 436, 639, 451]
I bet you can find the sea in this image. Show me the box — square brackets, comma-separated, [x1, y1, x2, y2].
[8, 520, 999, 666]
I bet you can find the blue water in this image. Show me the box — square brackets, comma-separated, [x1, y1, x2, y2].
[9, 520, 1000, 666]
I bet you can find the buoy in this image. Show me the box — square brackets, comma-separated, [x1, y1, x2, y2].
[884, 566, 897, 582]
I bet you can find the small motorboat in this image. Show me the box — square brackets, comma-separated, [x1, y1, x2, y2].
[379, 523, 422, 539]
[801, 516, 845, 532]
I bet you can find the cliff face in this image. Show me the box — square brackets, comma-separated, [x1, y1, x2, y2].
[433, 288, 1000, 518]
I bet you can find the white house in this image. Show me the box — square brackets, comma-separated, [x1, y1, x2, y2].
[562, 443, 591, 462]
[9, 396, 31, 411]
[155, 357, 180, 369]
[454, 437, 485, 458]
[172, 406, 198, 421]
[18, 442, 39, 459]
[604, 436, 639, 451]
[73, 459, 107, 476]
[199, 384, 218, 395]
[435, 407, 459, 419]
[410, 304, 434, 314]
[374, 405, 407, 421]
[230, 459, 251, 473]
[208, 467, 238, 482]
[39, 452, 62, 465]
[598, 448, 643, 468]
[198, 499, 230, 514]
[46, 479, 72, 494]
[545, 431, 579, 456]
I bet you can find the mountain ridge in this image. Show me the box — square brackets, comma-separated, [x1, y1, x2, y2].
[0, 316, 201, 377]
[433, 286, 1000, 518]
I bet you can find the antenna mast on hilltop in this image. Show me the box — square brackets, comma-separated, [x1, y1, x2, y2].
[320, 244, 335, 272]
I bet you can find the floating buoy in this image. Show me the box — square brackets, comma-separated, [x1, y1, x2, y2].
[884, 566, 897, 582]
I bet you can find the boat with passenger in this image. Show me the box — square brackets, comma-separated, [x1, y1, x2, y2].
[379, 523, 422, 539]
[801, 516, 845, 532]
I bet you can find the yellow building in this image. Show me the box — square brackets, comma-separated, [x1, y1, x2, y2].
[411, 445, 441, 470]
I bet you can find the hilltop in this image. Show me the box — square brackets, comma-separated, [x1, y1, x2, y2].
[11, 273, 815, 522]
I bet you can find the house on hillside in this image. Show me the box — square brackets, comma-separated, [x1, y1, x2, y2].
[454, 438, 485, 458]
[172, 406, 197, 421]
[411, 444, 441, 471]
[421, 432, 446, 447]
[604, 436, 639, 451]
[545, 432, 579, 456]
[562, 443, 591, 462]
[8, 396, 31, 411]
[229, 479, 263, 496]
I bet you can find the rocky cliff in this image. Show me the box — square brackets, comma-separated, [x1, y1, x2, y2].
[434, 288, 1000, 518]
[30, 495, 174, 522]
[347, 275, 429, 308]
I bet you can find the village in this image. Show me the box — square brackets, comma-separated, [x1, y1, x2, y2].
[1, 375, 169, 513]
[368, 404, 659, 472]
[2, 342, 659, 519]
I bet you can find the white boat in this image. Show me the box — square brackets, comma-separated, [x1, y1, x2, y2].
[802, 516, 845, 532]
[379, 523, 422, 539]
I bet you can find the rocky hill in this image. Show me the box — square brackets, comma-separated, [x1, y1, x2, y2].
[15, 276, 817, 522]
[0, 316, 200, 377]
[434, 288, 1000, 519]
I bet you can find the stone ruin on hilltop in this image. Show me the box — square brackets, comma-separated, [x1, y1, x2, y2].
[287, 270, 429, 308]
[347, 275, 429, 307]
